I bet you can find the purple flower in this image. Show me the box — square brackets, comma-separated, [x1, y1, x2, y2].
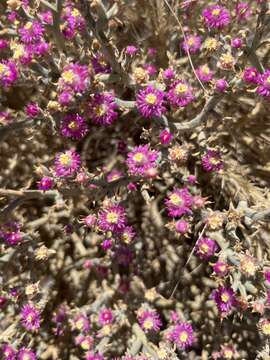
[19, 21, 44, 43]
[144, 63, 157, 76]
[114, 245, 134, 266]
[60, 114, 88, 139]
[75, 335, 94, 351]
[107, 169, 123, 183]
[17, 348, 36, 360]
[243, 67, 259, 84]
[182, 35, 201, 54]
[101, 238, 113, 250]
[58, 91, 73, 106]
[54, 149, 81, 177]
[162, 68, 175, 80]
[61, 6, 85, 39]
[159, 129, 173, 145]
[256, 70, 270, 98]
[196, 64, 214, 82]
[91, 53, 111, 74]
[231, 38, 243, 49]
[1, 344, 16, 360]
[88, 93, 118, 126]
[202, 149, 223, 172]
[126, 144, 159, 177]
[213, 261, 229, 277]
[137, 309, 162, 333]
[165, 188, 193, 218]
[236, 2, 251, 21]
[212, 286, 236, 314]
[195, 237, 219, 260]
[98, 308, 114, 326]
[175, 219, 189, 234]
[120, 226, 136, 244]
[25, 103, 40, 118]
[215, 79, 228, 92]
[0, 60, 18, 87]
[0, 222, 22, 246]
[98, 205, 127, 233]
[125, 45, 138, 56]
[202, 5, 231, 29]
[167, 80, 194, 107]
[0, 39, 9, 50]
[21, 304, 41, 331]
[264, 269, 270, 283]
[136, 86, 166, 118]
[85, 353, 104, 360]
[39, 10, 53, 25]
[58, 63, 90, 94]
[38, 177, 54, 191]
[73, 314, 90, 333]
[169, 322, 194, 350]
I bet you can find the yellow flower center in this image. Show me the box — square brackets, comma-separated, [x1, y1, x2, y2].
[68, 121, 78, 130]
[170, 193, 182, 206]
[210, 157, 219, 165]
[202, 66, 210, 75]
[145, 93, 157, 105]
[0, 63, 7, 75]
[224, 350, 233, 359]
[175, 83, 188, 94]
[62, 70, 75, 83]
[95, 105, 106, 117]
[133, 152, 144, 162]
[106, 212, 119, 224]
[219, 265, 226, 272]
[267, 76, 270, 84]
[25, 22, 33, 30]
[143, 319, 154, 330]
[221, 293, 229, 303]
[262, 322, 270, 335]
[179, 331, 188, 342]
[27, 314, 33, 322]
[71, 8, 80, 17]
[122, 233, 130, 243]
[200, 243, 209, 253]
[59, 153, 72, 166]
[81, 339, 91, 350]
[187, 38, 194, 46]
[76, 318, 84, 330]
[22, 355, 31, 360]
[212, 8, 221, 16]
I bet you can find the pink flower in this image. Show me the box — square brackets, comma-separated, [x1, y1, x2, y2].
[126, 144, 160, 177]
[98, 308, 114, 326]
[60, 114, 88, 139]
[195, 237, 219, 260]
[182, 35, 202, 54]
[165, 188, 193, 218]
[159, 129, 173, 145]
[136, 86, 166, 118]
[168, 322, 194, 350]
[58, 63, 90, 94]
[25, 103, 40, 118]
[236, 2, 251, 21]
[88, 93, 118, 126]
[21, 304, 41, 331]
[202, 5, 231, 29]
[0, 60, 18, 87]
[17, 348, 36, 360]
[196, 64, 214, 82]
[98, 205, 127, 233]
[212, 286, 236, 314]
[167, 80, 194, 107]
[256, 70, 270, 98]
[137, 309, 162, 333]
[54, 149, 81, 177]
[243, 67, 259, 84]
[202, 149, 223, 172]
[19, 21, 44, 43]
[38, 177, 54, 191]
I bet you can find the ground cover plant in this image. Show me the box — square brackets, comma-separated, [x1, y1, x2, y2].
[0, 0, 270, 359]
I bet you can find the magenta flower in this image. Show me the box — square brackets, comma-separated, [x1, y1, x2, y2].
[202, 149, 223, 172]
[25, 103, 40, 118]
[202, 5, 231, 29]
[137, 309, 162, 333]
[91, 53, 111, 75]
[85, 353, 105, 360]
[58, 91, 73, 106]
[39, 10, 53, 25]
[38, 177, 54, 191]
[101, 238, 113, 250]
[256, 70, 270, 98]
[165, 188, 193, 218]
[58, 63, 90, 94]
[88, 93, 118, 126]
[107, 169, 123, 183]
[243, 67, 259, 84]
[73, 314, 90, 333]
[1, 344, 16, 360]
[159, 129, 173, 145]
[264, 269, 270, 283]
[236, 2, 251, 21]
[212, 286, 236, 314]
[60, 114, 88, 139]
[0, 222, 22, 246]
[144, 63, 157, 76]
[195, 237, 219, 260]
[19, 21, 44, 43]
[17, 348, 36, 360]
[0, 60, 18, 87]
[98, 308, 114, 326]
[0, 39, 9, 50]
[125, 45, 138, 56]
[196, 64, 214, 82]
[98, 204, 127, 233]
[21, 304, 41, 331]
[162, 68, 175, 80]
[61, 6, 86, 39]
[175, 219, 189, 234]
[215, 79, 228, 92]
[83, 214, 97, 228]
[231, 38, 243, 49]
[169, 322, 194, 350]
[120, 225, 136, 244]
[75, 335, 94, 351]
[136, 86, 166, 118]
[182, 35, 202, 54]
[213, 261, 229, 277]
[54, 149, 81, 177]
[126, 144, 159, 177]
[167, 80, 194, 107]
